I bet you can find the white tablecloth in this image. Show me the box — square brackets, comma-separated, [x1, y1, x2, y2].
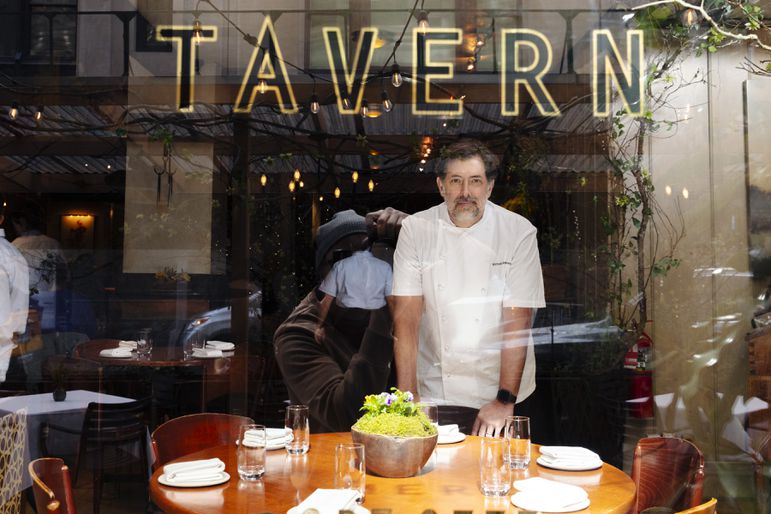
[0, 389, 134, 490]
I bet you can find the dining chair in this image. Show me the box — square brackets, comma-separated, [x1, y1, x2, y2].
[151, 412, 253, 470]
[41, 397, 151, 514]
[674, 497, 717, 514]
[0, 410, 27, 514]
[630, 436, 705, 514]
[29, 457, 78, 514]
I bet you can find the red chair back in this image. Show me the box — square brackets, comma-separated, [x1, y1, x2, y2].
[29, 458, 77, 514]
[151, 413, 253, 470]
[630, 437, 705, 514]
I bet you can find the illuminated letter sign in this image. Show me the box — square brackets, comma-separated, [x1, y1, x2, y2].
[592, 29, 644, 117]
[323, 27, 378, 115]
[234, 16, 298, 114]
[412, 28, 463, 116]
[157, 25, 217, 112]
[500, 29, 559, 117]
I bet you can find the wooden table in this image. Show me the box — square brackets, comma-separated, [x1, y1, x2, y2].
[150, 433, 635, 514]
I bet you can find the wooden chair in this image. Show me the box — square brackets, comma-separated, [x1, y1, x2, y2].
[42, 398, 151, 514]
[630, 437, 705, 514]
[29, 458, 77, 514]
[675, 498, 717, 514]
[151, 413, 253, 470]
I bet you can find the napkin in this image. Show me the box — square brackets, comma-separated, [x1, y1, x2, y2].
[292, 489, 360, 514]
[512, 477, 588, 512]
[267, 428, 290, 441]
[192, 348, 223, 358]
[99, 348, 133, 358]
[438, 424, 459, 436]
[163, 458, 226, 484]
[206, 340, 235, 351]
[539, 446, 603, 469]
[118, 340, 138, 349]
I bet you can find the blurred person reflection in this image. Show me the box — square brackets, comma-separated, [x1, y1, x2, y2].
[0, 208, 29, 383]
[274, 208, 406, 432]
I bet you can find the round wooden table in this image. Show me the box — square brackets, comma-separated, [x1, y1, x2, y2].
[74, 339, 210, 368]
[150, 433, 635, 514]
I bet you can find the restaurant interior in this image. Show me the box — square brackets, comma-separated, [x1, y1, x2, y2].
[1, 0, 771, 513]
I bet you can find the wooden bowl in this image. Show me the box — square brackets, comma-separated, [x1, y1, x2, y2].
[351, 428, 437, 478]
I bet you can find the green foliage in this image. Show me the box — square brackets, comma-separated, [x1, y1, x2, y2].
[353, 388, 438, 437]
[360, 388, 420, 417]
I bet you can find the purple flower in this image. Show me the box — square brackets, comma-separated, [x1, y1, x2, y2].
[405, 392, 414, 402]
[386, 393, 398, 406]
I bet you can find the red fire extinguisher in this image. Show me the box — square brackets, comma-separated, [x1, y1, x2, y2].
[626, 330, 654, 418]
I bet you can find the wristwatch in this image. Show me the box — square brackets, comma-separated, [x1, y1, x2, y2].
[496, 388, 517, 405]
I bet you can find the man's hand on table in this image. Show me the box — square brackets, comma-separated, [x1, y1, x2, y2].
[472, 400, 514, 436]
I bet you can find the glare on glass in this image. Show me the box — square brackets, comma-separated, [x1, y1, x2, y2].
[284, 404, 310, 454]
[479, 437, 511, 496]
[237, 424, 266, 480]
[504, 415, 531, 469]
[334, 443, 366, 503]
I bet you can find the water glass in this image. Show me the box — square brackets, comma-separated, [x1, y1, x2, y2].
[284, 405, 310, 455]
[479, 437, 511, 496]
[237, 424, 266, 480]
[334, 443, 366, 503]
[182, 333, 202, 360]
[136, 328, 153, 358]
[420, 401, 439, 428]
[504, 415, 531, 469]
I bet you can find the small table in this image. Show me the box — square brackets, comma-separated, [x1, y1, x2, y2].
[150, 433, 636, 514]
[0, 390, 134, 491]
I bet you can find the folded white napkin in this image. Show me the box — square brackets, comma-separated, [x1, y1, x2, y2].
[293, 489, 360, 514]
[267, 428, 289, 441]
[192, 348, 222, 358]
[163, 458, 225, 484]
[118, 340, 138, 349]
[512, 477, 588, 512]
[206, 340, 235, 351]
[99, 348, 133, 358]
[539, 446, 603, 469]
[438, 424, 459, 435]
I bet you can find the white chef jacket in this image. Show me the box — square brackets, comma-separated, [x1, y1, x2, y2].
[319, 250, 393, 309]
[0, 228, 29, 382]
[392, 201, 545, 408]
[12, 230, 64, 293]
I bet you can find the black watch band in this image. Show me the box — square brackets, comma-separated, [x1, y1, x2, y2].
[496, 388, 517, 405]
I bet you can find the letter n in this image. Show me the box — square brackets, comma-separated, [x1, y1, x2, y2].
[592, 29, 644, 117]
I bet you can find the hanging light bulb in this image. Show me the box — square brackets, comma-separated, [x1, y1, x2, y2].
[33, 106, 43, 122]
[310, 94, 320, 114]
[260, 174, 268, 187]
[391, 63, 403, 88]
[680, 8, 699, 28]
[192, 18, 204, 46]
[476, 34, 486, 47]
[466, 56, 477, 72]
[334, 186, 341, 199]
[319, 195, 324, 202]
[417, 10, 429, 32]
[299, 180, 305, 188]
[258, 79, 267, 94]
[342, 95, 352, 110]
[293, 169, 301, 181]
[368, 179, 375, 192]
[289, 181, 296, 192]
[360, 99, 369, 118]
[8, 103, 18, 120]
[381, 91, 393, 112]
[352, 170, 359, 183]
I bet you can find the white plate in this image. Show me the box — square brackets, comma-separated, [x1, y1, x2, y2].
[267, 438, 289, 451]
[158, 471, 230, 488]
[511, 493, 590, 513]
[438, 432, 466, 444]
[287, 505, 369, 514]
[192, 353, 223, 359]
[536, 456, 602, 471]
[99, 352, 134, 359]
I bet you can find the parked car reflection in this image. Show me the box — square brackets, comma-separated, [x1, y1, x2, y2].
[178, 290, 262, 347]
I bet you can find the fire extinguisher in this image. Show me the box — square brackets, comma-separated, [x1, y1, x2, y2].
[626, 330, 654, 418]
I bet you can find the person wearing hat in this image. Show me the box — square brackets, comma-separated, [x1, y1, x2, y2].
[274, 208, 406, 432]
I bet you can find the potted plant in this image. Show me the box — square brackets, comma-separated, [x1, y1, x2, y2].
[351, 388, 438, 478]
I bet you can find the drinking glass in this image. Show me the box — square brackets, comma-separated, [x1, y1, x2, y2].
[284, 405, 310, 455]
[334, 443, 366, 503]
[237, 424, 266, 480]
[420, 401, 439, 428]
[504, 415, 531, 469]
[136, 328, 153, 358]
[183, 333, 202, 359]
[479, 437, 511, 496]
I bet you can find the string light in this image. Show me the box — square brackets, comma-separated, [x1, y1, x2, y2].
[360, 99, 369, 118]
[368, 179, 375, 192]
[352, 171, 359, 183]
[258, 79, 267, 94]
[391, 63, 403, 88]
[681, 8, 699, 27]
[289, 181, 296, 192]
[342, 95, 352, 110]
[334, 186, 341, 199]
[299, 180, 304, 188]
[8, 103, 18, 120]
[381, 91, 393, 112]
[466, 56, 477, 72]
[319, 195, 324, 202]
[260, 174, 268, 187]
[293, 169, 301, 181]
[476, 34, 486, 47]
[34, 106, 43, 122]
[417, 10, 429, 32]
[310, 94, 320, 114]
[192, 18, 204, 46]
